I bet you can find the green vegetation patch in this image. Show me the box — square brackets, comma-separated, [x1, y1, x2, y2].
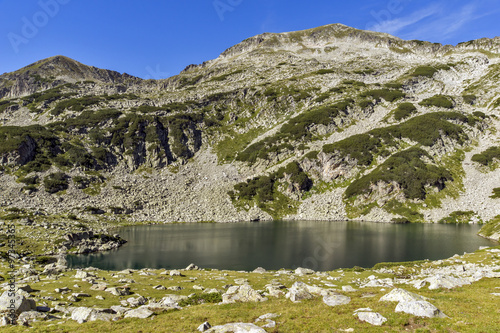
[410, 66, 438, 78]
[323, 112, 472, 166]
[236, 100, 353, 164]
[0, 125, 58, 155]
[439, 211, 476, 224]
[463, 94, 477, 105]
[490, 187, 500, 199]
[419, 95, 454, 109]
[359, 88, 405, 102]
[0, 100, 17, 113]
[471, 146, 500, 166]
[345, 147, 453, 200]
[43, 172, 69, 194]
[479, 215, 500, 237]
[393, 102, 417, 121]
[230, 161, 311, 218]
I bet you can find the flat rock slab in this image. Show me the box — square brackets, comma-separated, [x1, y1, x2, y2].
[205, 322, 266, 333]
[395, 300, 447, 318]
[124, 307, 154, 319]
[323, 294, 351, 307]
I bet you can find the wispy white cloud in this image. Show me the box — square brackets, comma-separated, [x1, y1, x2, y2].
[368, 4, 441, 35]
[368, 0, 499, 43]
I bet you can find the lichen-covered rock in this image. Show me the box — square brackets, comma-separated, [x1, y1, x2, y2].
[0, 291, 36, 315]
[395, 300, 447, 318]
[323, 294, 351, 307]
[355, 311, 387, 326]
[222, 285, 267, 304]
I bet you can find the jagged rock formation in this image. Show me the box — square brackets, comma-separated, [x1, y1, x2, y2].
[0, 24, 499, 238]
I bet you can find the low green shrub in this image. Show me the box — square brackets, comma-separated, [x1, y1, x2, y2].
[463, 94, 477, 105]
[43, 172, 68, 194]
[345, 147, 452, 200]
[360, 89, 405, 102]
[410, 66, 438, 78]
[419, 95, 454, 109]
[393, 102, 417, 121]
[490, 188, 500, 199]
[439, 211, 475, 224]
[471, 146, 500, 166]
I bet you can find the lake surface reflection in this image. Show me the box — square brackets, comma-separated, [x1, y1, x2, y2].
[67, 221, 495, 271]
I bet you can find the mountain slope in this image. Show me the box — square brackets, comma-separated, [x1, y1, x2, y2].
[0, 24, 499, 240]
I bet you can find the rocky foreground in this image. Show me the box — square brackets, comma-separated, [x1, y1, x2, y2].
[0, 246, 499, 332]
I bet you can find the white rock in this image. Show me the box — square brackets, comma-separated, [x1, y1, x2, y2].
[71, 307, 95, 323]
[395, 301, 447, 318]
[295, 267, 315, 275]
[379, 288, 426, 303]
[222, 285, 267, 303]
[355, 312, 387, 326]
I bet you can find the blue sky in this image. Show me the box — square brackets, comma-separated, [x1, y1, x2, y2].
[0, 0, 498, 78]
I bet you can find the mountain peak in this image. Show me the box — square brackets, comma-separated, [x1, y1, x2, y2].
[0, 55, 141, 99]
[218, 23, 402, 59]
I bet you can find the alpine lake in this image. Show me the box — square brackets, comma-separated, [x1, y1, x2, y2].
[67, 220, 496, 271]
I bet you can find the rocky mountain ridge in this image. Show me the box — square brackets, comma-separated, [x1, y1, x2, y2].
[0, 23, 499, 241]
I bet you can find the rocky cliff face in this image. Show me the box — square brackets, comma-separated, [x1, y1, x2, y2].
[0, 24, 499, 239]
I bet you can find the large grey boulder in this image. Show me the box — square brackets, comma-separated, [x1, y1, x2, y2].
[395, 300, 447, 318]
[71, 307, 95, 323]
[379, 288, 426, 303]
[205, 322, 266, 332]
[124, 307, 154, 319]
[0, 291, 36, 315]
[105, 287, 130, 296]
[222, 285, 267, 304]
[126, 295, 147, 307]
[285, 282, 314, 302]
[285, 281, 337, 302]
[323, 294, 351, 307]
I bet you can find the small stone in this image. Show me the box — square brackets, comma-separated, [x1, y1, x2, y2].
[153, 285, 166, 290]
[170, 270, 183, 277]
[197, 321, 211, 331]
[167, 286, 183, 291]
[295, 267, 315, 275]
[253, 267, 266, 273]
[186, 263, 199, 270]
